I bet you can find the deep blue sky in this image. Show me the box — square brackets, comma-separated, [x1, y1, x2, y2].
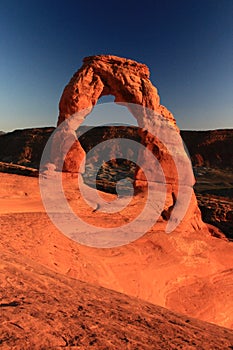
[0, 0, 232, 131]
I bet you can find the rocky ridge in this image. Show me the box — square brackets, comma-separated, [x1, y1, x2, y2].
[181, 129, 233, 170]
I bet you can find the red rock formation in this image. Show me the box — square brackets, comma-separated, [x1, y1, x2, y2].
[1, 242, 233, 349]
[56, 55, 177, 176]
[57, 55, 176, 127]
[1, 173, 233, 332]
[52, 55, 204, 230]
[181, 129, 233, 169]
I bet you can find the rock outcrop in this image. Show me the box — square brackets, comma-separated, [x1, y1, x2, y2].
[55, 55, 178, 182]
[197, 193, 233, 239]
[0, 161, 38, 177]
[1, 240, 233, 349]
[57, 55, 176, 128]
[52, 55, 202, 230]
[1, 126, 232, 238]
[1, 173, 233, 332]
[1, 127, 232, 171]
[181, 129, 233, 170]
[0, 127, 54, 167]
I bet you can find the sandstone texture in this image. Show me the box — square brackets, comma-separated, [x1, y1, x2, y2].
[55, 55, 178, 185]
[51, 55, 202, 232]
[1, 172, 233, 343]
[197, 193, 233, 239]
[57, 55, 176, 127]
[0, 127, 54, 167]
[1, 237, 233, 349]
[1, 56, 233, 348]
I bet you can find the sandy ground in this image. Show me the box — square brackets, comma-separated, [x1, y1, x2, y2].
[1, 173, 233, 335]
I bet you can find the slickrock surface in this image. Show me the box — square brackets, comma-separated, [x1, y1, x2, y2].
[1, 173, 233, 334]
[1, 246, 233, 349]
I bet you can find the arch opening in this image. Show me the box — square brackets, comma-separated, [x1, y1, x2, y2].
[80, 95, 137, 127]
[76, 100, 141, 195]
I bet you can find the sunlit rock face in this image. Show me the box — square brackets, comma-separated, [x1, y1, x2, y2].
[53, 55, 205, 229]
[57, 55, 176, 127]
[56, 55, 177, 176]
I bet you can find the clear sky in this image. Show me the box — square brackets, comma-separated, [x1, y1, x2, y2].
[0, 0, 232, 132]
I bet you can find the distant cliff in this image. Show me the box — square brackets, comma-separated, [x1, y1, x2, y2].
[0, 127, 232, 170]
[0, 126, 232, 238]
[0, 127, 54, 168]
[181, 129, 233, 170]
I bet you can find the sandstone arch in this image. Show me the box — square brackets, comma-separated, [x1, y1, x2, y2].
[55, 55, 178, 184]
[51, 55, 202, 224]
[57, 55, 176, 127]
[49, 54, 205, 230]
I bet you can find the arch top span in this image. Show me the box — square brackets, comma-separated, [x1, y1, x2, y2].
[57, 55, 176, 129]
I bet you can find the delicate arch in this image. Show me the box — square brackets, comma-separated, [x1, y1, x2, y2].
[52, 55, 180, 194]
[48, 55, 199, 229]
[57, 55, 176, 128]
